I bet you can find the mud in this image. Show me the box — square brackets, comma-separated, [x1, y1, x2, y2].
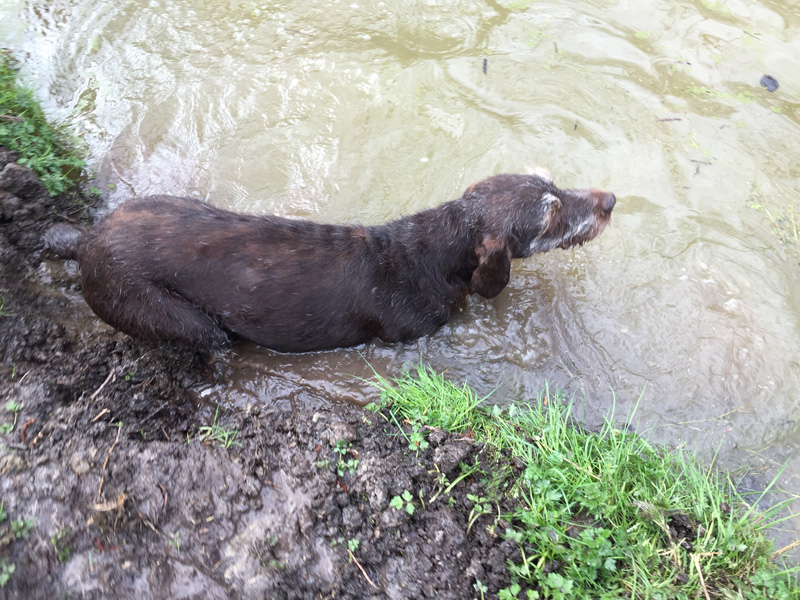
[0, 155, 518, 598]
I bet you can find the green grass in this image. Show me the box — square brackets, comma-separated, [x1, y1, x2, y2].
[0, 50, 85, 196]
[198, 405, 241, 449]
[368, 366, 800, 599]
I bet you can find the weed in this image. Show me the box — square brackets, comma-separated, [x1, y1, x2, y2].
[331, 536, 361, 562]
[198, 405, 241, 449]
[473, 579, 488, 600]
[497, 582, 522, 599]
[370, 365, 800, 598]
[466, 494, 493, 534]
[51, 528, 71, 562]
[11, 518, 35, 539]
[0, 500, 5, 522]
[0, 401, 22, 434]
[0, 51, 85, 196]
[407, 425, 429, 453]
[315, 459, 330, 469]
[337, 458, 359, 477]
[0, 297, 11, 317]
[0, 560, 14, 587]
[333, 439, 358, 476]
[168, 533, 180, 553]
[390, 490, 416, 515]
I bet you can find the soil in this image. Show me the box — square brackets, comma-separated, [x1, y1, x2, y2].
[0, 152, 518, 599]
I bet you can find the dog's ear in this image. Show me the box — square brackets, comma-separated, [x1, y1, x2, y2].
[469, 236, 511, 298]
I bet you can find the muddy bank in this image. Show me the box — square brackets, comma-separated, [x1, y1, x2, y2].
[0, 154, 518, 598]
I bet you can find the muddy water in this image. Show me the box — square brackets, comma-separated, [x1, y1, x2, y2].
[3, 2, 800, 484]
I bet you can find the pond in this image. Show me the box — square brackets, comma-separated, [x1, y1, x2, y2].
[3, 0, 799, 523]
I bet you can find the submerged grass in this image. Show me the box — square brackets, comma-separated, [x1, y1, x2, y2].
[369, 365, 800, 599]
[0, 50, 84, 196]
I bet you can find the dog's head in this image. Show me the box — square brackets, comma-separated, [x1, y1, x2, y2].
[464, 169, 615, 298]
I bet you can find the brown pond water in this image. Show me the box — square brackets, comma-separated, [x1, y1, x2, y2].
[3, 0, 800, 502]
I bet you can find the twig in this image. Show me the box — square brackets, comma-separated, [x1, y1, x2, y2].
[674, 404, 752, 426]
[692, 554, 712, 600]
[772, 538, 800, 560]
[90, 369, 116, 401]
[97, 424, 122, 501]
[91, 408, 110, 423]
[348, 550, 378, 589]
[0, 114, 24, 122]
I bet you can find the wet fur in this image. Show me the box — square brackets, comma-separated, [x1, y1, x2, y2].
[45, 173, 615, 352]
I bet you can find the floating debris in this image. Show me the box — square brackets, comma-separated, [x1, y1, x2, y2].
[760, 74, 779, 92]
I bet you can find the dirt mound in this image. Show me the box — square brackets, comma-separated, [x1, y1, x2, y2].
[0, 157, 514, 599]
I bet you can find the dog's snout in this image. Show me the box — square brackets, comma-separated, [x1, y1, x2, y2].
[603, 193, 616, 214]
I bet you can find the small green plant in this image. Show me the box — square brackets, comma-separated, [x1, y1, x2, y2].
[51, 528, 71, 562]
[168, 532, 180, 553]
[333, 439, 358, 476]
[10, 518, 35, 539]
[390, 490, 415, 515]
[123, 369, 135, 382]
[0, 560, 14, 587]
[474, 579, 488, 600]
[497, 583, 522, 600]
[315, 458, 330, 469]
[336, 457, 359, 477]
[0, 297, 11, 317]
[407, 425, 429, 453]
[466, 494, 493, 534]
[0, 400, 22, 434]
[89, 185, 101, 195]
[331, 536, 361, 562]
[198, 405, 241, 449]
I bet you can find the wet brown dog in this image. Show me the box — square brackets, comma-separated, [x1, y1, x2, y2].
[46, 170, 615, 352]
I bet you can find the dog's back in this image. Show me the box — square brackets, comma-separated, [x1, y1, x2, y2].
[47, 173, 615, 352]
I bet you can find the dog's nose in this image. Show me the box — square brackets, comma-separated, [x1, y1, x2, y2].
[603, 193, 616, 214]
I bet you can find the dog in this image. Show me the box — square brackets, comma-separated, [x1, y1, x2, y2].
[45, 169, 615, 352]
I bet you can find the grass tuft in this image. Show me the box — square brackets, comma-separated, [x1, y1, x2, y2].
[198, 405, 241, 449]
[0, 50, 85, 196]
[370, 365, 800, 599]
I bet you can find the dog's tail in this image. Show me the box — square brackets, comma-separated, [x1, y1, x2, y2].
[43, 223, 85, 260]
